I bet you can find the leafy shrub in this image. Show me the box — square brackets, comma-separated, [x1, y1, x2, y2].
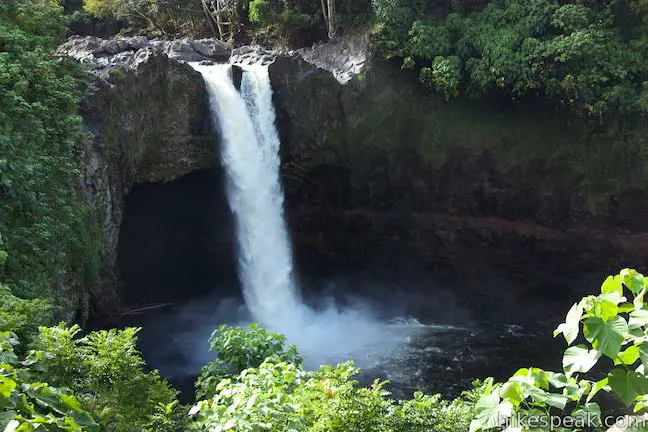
[471, 269, 648, 431]
[419, 55, 462, 99]
[371, 0, 416, 58]
[30, 324, 184, 432]
[0, 330, 99, 431]
[190, 357, 475, 432]
[552, 4, 591, 32]
[107, 67, 127, 81]
[0, 284, 52, 345]
[196, 323, 302, 398]
[190, 324, 475, 431]
[249, 0, 274, 25]
[280, 9, 313, 29]
[83, 0, 158, 30]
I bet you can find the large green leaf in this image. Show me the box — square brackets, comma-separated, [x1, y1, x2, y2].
[620, 303, 636, 313]
[563, 345, 600, 377]
[596, 300, 619, 321]
[602, 275, 624, 297]
[634, 288, 647, 309]
[621, 269, 645, 295]
[0, 377, 16, 409]
[547, 372, 568, 389]
[500, 382, 523, 406]
[572, 402, 601, 427]
[615, 346, 640, 366]
[520, 382, 568, 409]
[554, 303, 583, 345]
[640, 343, 648, 370]
[608, 368, 648, 406]
[475, 393, 503, 429]
[70, 411, 100, 432]
[583, 316, 628, 359]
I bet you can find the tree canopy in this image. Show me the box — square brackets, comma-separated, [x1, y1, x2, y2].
[0, 0, 98, 312]
[372, 0, 648, 119]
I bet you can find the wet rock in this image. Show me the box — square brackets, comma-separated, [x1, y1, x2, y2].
[269, 53, 648, 322]
[232, 65, 243, 90]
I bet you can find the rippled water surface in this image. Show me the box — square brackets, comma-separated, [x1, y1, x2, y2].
[128, 295, 562, 401]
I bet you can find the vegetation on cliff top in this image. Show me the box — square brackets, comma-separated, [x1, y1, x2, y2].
[372, 0, 648, 120]
[78, 0, 648, 121]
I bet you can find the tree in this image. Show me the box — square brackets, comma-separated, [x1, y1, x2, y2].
[83, 0, 158, 30]
[0, 0, 98, 310]
[373, 0, 648, 119]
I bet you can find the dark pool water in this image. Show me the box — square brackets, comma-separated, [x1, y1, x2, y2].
[125, 292, 564, 402]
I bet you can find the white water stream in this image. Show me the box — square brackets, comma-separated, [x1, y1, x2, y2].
[191, 62, 420, 367]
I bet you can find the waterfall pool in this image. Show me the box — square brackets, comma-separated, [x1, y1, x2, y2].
[126, 293, 560, 401]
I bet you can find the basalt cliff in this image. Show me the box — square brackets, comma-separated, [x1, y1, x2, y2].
[58, 35, 648, 323]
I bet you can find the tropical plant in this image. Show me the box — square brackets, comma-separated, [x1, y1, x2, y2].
[0, 330, 99, 431]
[471, 269, 648, 431]
[0, 284, 52, 345]
[190, 323, 476, 431]
[190, 356, 476, 432]
[195, 323, 302, 398]
[29, 324, 184, 432]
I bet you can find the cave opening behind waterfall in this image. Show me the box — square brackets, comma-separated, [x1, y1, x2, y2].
[117, 168, 240, 308]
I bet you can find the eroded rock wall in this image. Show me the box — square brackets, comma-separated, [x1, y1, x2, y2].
[269, 53, 648, 321]
[59, 36, 224, 322]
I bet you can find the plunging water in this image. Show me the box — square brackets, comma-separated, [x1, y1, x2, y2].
[191, 64, 302, 328]
[190, 62, 428, 370]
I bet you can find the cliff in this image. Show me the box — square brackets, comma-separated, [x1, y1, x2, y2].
[269, 43, 648, 320]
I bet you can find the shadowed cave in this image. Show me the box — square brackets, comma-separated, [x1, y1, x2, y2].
[117, 168, 239, 308]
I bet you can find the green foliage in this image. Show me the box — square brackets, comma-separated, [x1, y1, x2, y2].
[471, 269, 648, 431]
[0, 331, 99, 431]
[280, 9, 313, 30]
[30, 324, 184, 432]
[370, 0, 416, 58]
[0, 285, 52, 345]
[190, 356, 475, 431]
[373, 0, 648, 119]
[249, 0, 274, 25]
[0, 0, 100, 312]
[190, 324, 475, 431]
[196, 323, 302, 399]
[419, 55, 461, 99]
[107, 67, 127, 81]
[83, 0, 157, 29]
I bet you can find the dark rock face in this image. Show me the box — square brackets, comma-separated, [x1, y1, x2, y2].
[58, 36, 225, 323]
[269, 54, 648, 322]
[61, 34, 648, 323]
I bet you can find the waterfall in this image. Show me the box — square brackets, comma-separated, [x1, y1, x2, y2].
[191, 63, 302, 328]
[191, 61, 414, 369]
